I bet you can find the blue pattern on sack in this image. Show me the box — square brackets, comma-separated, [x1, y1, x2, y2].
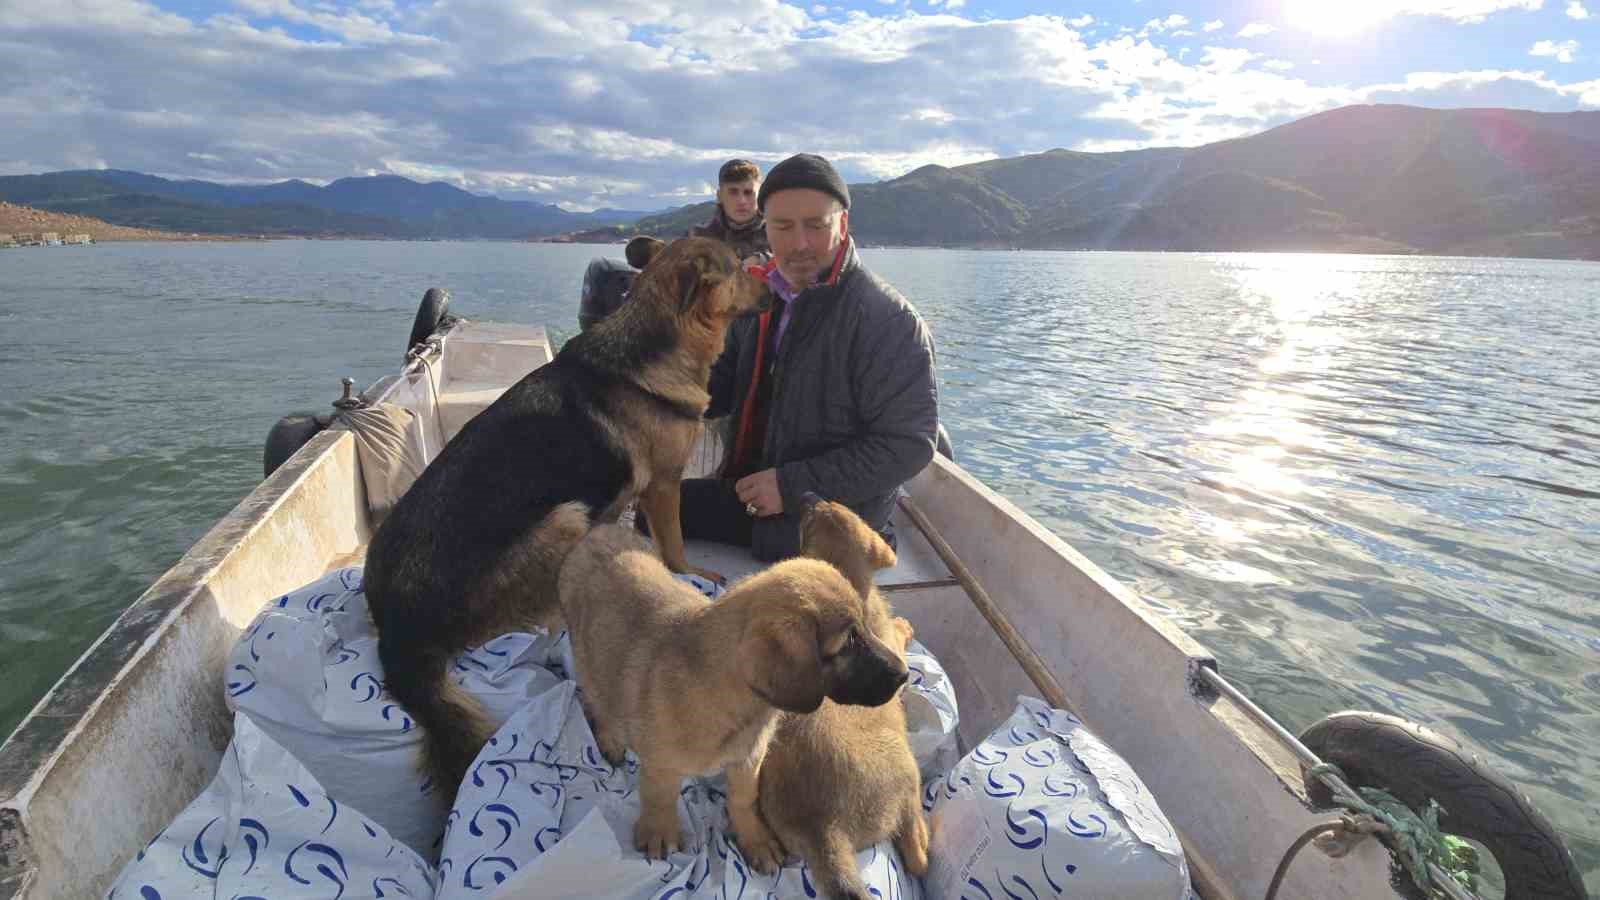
[284, 840, 349, 895]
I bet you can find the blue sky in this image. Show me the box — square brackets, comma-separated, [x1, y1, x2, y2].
[3, 0, 1599, 209]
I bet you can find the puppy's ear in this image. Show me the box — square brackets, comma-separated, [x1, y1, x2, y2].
[738, 617, 826, 714]
[865, 526, 896, 570]
[625, 236, 665, 270]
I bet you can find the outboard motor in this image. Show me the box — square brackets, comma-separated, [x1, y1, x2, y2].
[579, 256, 637, 331]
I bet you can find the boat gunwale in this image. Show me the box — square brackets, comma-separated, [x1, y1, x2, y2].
[0, 341, 442, 894]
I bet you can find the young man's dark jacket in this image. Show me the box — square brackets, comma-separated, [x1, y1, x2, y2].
[690, 208, 769, 261]
[706, 239, 938, 560]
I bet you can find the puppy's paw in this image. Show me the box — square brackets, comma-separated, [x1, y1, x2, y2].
[687, 564, 726, 586]
[733, 824, 786, 875]
[889, 616, 915, 651]
[633, 815, 683, 860]
[594, 730, 626, 768]
[895, 812, 930, 877]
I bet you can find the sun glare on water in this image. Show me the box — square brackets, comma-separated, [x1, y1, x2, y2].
[1283, 0, 1393, 36]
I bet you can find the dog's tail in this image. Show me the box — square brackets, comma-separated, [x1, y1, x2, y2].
[382, 647, 495, 800]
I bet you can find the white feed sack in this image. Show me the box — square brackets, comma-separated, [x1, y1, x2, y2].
[923, 696, 1192, 900]
[223, 565, 569, 856]
[107, 713, 436, 900]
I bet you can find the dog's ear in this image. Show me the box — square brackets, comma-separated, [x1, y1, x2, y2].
[738, 616, 826, 714]
[677, 256, 702, 313]
[625, 236, 665, 270]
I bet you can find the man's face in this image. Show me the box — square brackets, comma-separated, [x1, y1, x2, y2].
[718, 179, 759, 226]
[765, 188, 848, 288]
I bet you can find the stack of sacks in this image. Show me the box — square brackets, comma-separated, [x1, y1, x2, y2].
[922, 696, 1193, 900]
[107, 714, 436, 899]
[221, 565, 573, 857]
[110, 564, 1188, 900]
[434, 640, 960, 900]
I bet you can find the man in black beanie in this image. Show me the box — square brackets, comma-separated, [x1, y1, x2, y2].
[674, 152, 940, 562]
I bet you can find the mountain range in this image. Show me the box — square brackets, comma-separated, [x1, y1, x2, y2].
[0, 170, 648, 239]
[8, 104, 1600, 257]
[619, 104, 1600, 259]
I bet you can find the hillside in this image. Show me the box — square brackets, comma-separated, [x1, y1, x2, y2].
[0, 201, 221, 242]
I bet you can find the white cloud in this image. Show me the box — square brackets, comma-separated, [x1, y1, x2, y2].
[1236, 22, 1275, 37]
[7, 0, 1600, 212]
[1070, 14, 1094, 27]
[1308, 0, 1545, 27]
[1532, 39, 1579, 62]
[1569, 0, 1591, 17]
[1140, 14, 1190, 36]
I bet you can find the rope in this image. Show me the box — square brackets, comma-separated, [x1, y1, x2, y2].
[1263, 820, 1345, 900]
[406, 342, 446, 465]
[1297, 763, 1480, 900]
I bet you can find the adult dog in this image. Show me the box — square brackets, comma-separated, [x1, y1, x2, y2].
[754, 497, 930, 899]
[558, 523, 910, 864]
[364, 236, 770, 796]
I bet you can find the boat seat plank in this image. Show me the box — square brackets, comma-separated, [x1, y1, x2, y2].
[682, 506, 954, 589]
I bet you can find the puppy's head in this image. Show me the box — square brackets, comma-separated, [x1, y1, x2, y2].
[630, 236, 771, 328]
[735, 559, 908, 713]
[799, 493, 895, 601]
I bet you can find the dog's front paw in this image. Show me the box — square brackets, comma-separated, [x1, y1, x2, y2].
[633, 814, 683, 860]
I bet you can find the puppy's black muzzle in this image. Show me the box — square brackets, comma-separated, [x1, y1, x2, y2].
[829, 644, 909, 708]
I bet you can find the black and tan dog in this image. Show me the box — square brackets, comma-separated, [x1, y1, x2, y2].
[754, 497, 930, 899]
[364, 236, 770, 796]
[557, 523, 910, 864]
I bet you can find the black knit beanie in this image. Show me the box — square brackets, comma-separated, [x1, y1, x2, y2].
[757, 153, 850, 212]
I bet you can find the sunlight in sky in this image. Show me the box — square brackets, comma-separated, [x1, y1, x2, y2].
[1282, 0, 1394, 36]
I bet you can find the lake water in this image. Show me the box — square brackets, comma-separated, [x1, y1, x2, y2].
[2, 241, 1596, 891]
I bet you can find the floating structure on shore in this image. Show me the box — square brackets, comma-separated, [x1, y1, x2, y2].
[0, 232, 92, 248]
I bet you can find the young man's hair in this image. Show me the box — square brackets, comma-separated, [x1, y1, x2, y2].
[718, 158, 760, 186]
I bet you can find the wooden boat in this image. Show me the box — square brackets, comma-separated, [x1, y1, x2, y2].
[0, 300, 1581, 900]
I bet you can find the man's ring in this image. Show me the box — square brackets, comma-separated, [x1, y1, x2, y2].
[745, 502, 759, 517]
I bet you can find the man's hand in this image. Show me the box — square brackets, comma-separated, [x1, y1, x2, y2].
[735, 469, 784, 518]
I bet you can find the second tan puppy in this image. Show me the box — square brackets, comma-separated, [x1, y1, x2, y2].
[558, 524, 910, 863]
[754, 497, 930, 900]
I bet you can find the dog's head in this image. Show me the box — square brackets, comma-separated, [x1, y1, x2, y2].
[735, 559, 909, 714]
[626, 236, 772, 327]
[799, 493, 896, 601]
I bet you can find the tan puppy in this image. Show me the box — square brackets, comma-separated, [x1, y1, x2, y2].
[754, 497, 930, 900]
[558, 524, 910, 863]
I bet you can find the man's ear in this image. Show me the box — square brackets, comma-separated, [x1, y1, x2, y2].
[626, 236, 665, 270]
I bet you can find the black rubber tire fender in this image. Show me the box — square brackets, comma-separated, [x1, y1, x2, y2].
[1299, 710, 1587, 900]
[407, 287, 451, 357]
[263, 413, 331, 478]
